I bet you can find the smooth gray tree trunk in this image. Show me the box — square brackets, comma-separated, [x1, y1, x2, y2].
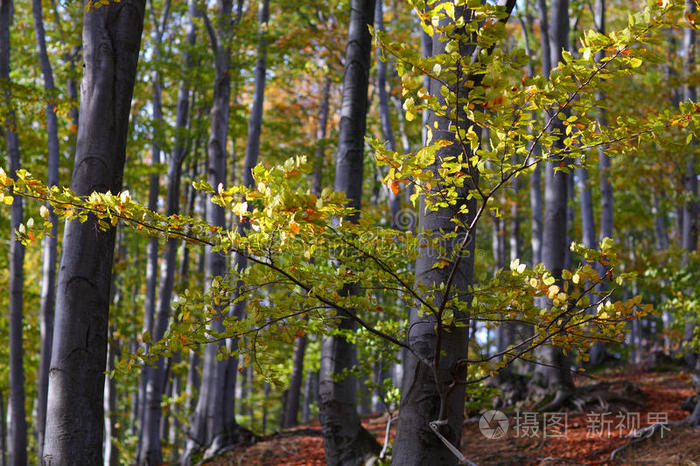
[530, 0, 550, 266]
[1, 391, 6, 466]
[182, 1, 237, 462]
[312, 75, 332, 197]
[375, 0, 401, 225]
[589, 0, 611, 367]
[1, 1, 27, 462]
[137, 0, 169, 452]
[42, 1, 146, 463]
[392, 4, 478, 465]
[139, 2, 195, 463]
[533, 0, 575, 410]
[32, 0, 61, 456]
[681, 0, 700, 427]
[319, 1, 380, 464]
[104, 330, 119, 466]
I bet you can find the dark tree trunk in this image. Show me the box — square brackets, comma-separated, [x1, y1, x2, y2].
[32, 0, 61, 455]
[318, 1, 381, 464]
[1, 0, 27, 462]
[282, 334, 307, 428]
[302, 369, 317, 423]
[42, 1, 146, 464]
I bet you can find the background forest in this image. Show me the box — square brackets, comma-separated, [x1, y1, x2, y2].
[1, 0, 700, 465]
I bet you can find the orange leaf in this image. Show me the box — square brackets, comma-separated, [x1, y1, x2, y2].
[289, 220, 300, 235]
[390, 180, 400, 195]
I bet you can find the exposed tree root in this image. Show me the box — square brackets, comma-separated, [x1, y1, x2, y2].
[609, 419, 687, 461]
[198, 426, 257, 465]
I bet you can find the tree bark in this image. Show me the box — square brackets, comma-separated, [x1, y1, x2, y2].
[183, 1, 238, 462]
[375, 0, 401, 226]
[312, 75, 332, 197]
[104, 329, 119, 466]
[392, 3, 482, 464]
[138, 2, 195, 464]
[137, 0, 168, 451]
[1, 0, 27, 462]
[319, 1, 380, 464]
[530, 0, 550, 266]
[32, 0, 61, 455]
[588, 0, 611, 367]
[282, 333, 307, 428]
[42, 1, 146, 463]
[535, 0, 576, 408]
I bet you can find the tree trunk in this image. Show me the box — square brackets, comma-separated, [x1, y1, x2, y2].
[681, 0, 700, 427]
[138, 2, 195, 463]
[32, 0, 61, 455]
[137, 0, 168, 452]
[1, 390, 6, 466]
[183, 1, 238, 461]
[318, 1, 380, 464]
[392, 3, 483, 464]
[42, 2, 146, 463]
[312, 75, 332, 197]
[375, 0, 401, 226]
[104, 330, 119, 466]
[1, 0, 27, 462]
[301, 369, 317, 423]
[588, 0, 611, 367]
[530, 0, 550, 266]
[282, 334, 307, 428]
[533, 0, 575, 410]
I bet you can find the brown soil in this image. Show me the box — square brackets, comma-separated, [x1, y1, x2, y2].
[208, 368, 700, 465]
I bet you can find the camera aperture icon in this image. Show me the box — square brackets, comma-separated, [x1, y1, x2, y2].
[479, 410, 509, 439]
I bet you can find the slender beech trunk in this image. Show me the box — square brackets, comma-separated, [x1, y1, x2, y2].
[576, 166, 596, 251]
[393, 4, 479, 465]
[104, 330, 119, 466]
[533, 0, 575, 410]
[1, 1, 27, 462]
[319, 1, 380, 464]
[682, 0, 697, 256]
[32, 0, 61, 455]
[312, 75, 332, 197]
[588, 0, 611, 366]
[183, 1, 237, 461]
[139, 3, 195, 464]
[287, 65, 329, 433]
[138, 0, 169, 449]
[1, 391, 6, 466]
[681, 0, 700, 427]
[375, 0, 401, 225]
[42, 2, 146, 463]
[281, 332, 307, 428]
[530, 0, 550, 266]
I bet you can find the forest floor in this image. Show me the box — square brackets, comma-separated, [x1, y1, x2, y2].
[207, 366, 700, 465]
